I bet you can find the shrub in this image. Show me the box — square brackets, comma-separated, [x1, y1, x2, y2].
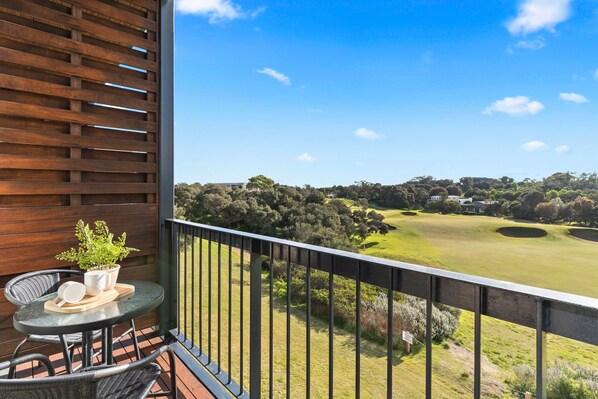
[363, 294, 461, 346]
[271, 259, 461, 349]
[423, 200, 441, 213]
[508, 362, 598, 399]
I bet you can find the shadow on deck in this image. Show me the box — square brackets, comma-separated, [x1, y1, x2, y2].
[12, 327, 215, 399]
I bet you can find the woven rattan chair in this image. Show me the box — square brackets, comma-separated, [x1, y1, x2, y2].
[4, 269, 141, 376]
[0, 345, 178, 399]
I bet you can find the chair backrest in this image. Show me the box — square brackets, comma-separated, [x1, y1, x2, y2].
[4, 269, 84, 308]
[0, 363, 161, 399]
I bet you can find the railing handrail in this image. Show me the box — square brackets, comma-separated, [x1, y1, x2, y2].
[168, 218, 598, 310]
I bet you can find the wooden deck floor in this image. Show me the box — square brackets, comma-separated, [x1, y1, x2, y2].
[12, 327, 215, 399]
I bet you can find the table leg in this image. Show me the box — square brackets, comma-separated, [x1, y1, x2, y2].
[81, 330, 94, 369]
[105, 326, 114, 365]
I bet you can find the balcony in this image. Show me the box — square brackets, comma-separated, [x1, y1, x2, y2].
[0, 1, 597, 399]
[161, 220, 598, 399]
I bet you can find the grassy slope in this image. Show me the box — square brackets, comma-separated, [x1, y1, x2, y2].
[180, 211, 598, 398]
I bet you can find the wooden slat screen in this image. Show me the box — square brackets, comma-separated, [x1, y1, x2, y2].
[0, 0, 161, 358]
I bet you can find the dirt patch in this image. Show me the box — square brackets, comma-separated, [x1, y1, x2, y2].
[402, 211, 417, 216]
[497, 227, 547, 238]
[448, 342, 507, 398]
[569, 228, 598, 243]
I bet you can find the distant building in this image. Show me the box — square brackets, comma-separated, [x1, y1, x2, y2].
[428, 195, 472, 206]
[327, 193, 337, 198]
[214, 182, 247, 190]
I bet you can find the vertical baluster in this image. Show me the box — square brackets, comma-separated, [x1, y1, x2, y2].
[387, 268, 393, 399]
[249, 245, 263, 398]
[286, 245, 291, 399]
[239, 238, 245, 395]
[176, 223, 180, 336]
[536, 300, 547, 399]
[474, 286, 482, 399]
[184, 226, 188, 340]
[218, 232, 222, 372]
[199, 230, 203, 353]
[208, 231, 212, 364]
[356, 261, 361, 399]
[269, 244, 274, 398]
[426, 276, 433, 399]
[228, 235, 232, 384]
[329, 257, 334, 399]
[191, 227, 195, 346]
[306, 251, 311, 399]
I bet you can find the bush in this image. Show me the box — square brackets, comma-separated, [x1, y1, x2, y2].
[508, 362, 598, 399]
[423, 200, 441, 213]
[272, 259, 461, 349]
[363, 294, 461, 347]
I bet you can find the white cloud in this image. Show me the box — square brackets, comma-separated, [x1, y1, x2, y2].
[176, 0, 264, 23]
[559, 92, 589, 103]
[484, 96, 544, 117]
[297, 153, 315, 162]
[572, 73, 586, 81]
[595, 69, 598, 81]
[506, 0, 572, 35]
[522, 141, 548, 151]
[354, 127, 383, 140]
[257, 68, 291, 86]
[515, 38, 545, 50]
[555, 145, 570, 153]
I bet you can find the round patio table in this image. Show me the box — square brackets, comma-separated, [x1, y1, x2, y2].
[12, 280, 164, 369]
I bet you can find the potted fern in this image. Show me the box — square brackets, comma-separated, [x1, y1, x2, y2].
[56, 220, 138, 294]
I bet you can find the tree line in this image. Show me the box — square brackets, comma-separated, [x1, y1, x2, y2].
[175, 175, 389, 252]
[322, 172, 598, 226]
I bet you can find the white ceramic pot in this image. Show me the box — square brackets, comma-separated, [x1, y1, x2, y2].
[84, 270, 107, 296]
[105, 264, 120, 290]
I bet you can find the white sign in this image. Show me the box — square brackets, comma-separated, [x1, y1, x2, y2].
[402, 330, 413, 345]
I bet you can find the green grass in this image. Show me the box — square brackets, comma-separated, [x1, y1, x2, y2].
[178, 210, 598, 398]
[363, 211, 598, 297]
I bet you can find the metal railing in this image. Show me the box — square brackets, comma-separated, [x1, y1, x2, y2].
[163, 219, 598, 399]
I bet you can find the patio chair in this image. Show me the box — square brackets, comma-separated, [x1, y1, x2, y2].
[4, 269, 141, 376]
[0, 345, 178, 399]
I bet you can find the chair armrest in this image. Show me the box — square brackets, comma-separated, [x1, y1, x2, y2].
[90, 345, 175, 379]
[0, 353, 55, 376]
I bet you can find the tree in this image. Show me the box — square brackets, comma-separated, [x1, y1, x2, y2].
[440, 200, 462, 214]
[535, 202, 559, 222]
[569, 196, 596, 226]
[247, 175, 275, 190]
[446, 185, 462, 196]
[429, 186, 448, 197]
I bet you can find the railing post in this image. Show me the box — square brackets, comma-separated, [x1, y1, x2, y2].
[159, 220, 175, 335]
[250, 241, 263, 398]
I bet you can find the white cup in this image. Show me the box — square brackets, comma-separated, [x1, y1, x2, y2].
[54, 281, 86, 307]
[84, 271, 107, 296]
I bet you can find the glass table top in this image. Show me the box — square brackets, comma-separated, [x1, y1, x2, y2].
[13, 280, 164, 335]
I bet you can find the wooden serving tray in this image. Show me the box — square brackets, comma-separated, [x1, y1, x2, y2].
[44, 283, 135, 314]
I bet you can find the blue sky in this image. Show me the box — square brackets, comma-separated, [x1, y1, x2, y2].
[174, 0, 598, 186]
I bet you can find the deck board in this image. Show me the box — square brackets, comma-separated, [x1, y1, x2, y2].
[12, 326, 215, 399]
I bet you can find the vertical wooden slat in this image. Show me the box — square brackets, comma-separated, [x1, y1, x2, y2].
[70, 4, 82, 206]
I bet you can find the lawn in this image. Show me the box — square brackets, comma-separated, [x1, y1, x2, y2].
[178, 211, 598, 398]
[362, 210, 598, 297]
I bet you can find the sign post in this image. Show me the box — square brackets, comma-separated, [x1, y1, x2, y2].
[402, 330, 413, 354]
